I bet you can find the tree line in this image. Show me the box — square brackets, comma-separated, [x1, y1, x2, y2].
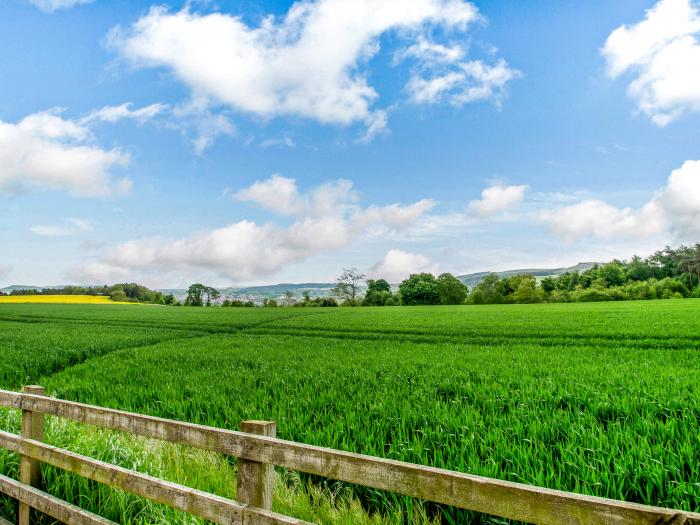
[0, 283, 175, 305]
[326, 243, 700, 306]
[469, 243, 700, 304]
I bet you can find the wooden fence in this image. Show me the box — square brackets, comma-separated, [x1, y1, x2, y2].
[0, 386, 698, 525]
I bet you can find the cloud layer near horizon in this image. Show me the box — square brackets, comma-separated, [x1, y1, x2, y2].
[540, 160, 700, 242]
[369, 249, 438, 282]
[71, 176, 436, 283]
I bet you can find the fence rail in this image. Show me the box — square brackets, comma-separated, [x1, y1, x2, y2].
[0, 387, 698, 525]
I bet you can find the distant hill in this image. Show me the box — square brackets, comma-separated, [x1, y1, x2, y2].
[159, 282, 338, 301]
[225, 282, 336, 296]
[457, 262, 599, 288]
[0, 285, 47, 293]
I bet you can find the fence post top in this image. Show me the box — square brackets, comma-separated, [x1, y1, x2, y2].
[240, 421, 276, 435]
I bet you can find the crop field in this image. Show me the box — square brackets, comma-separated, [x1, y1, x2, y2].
[0, 301, 699, 524]
[0, 295, 131, 304]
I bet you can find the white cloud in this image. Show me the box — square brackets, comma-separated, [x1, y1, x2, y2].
[602, 0, 700, 126]
[0, 110, 131, 196]
[468, 183, 527, 216]
[28, 0, 92, 12]
[67, 217, 93, 231]
[540, 160, 700, 242]
[30, 225, 74, 237]
[82, 102, 168, 124]
[72, 176, 435, 282]
[169, 101, 236, 155]
[30, 218, 93, 237]
[369, 249, 438, 282]
[260, 136, 296, 149]
[235, 175, 359, 217]
[358, 200, 437, 229]
[407, 59, 520, 106]
[540, 199, 665, 242]
[657, 159, 700, 237]
[81, 100, 234, 154]
[108, 1, 512, 139]
[394, 37, 466, 65]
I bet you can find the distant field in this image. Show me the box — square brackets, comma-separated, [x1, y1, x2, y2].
[0, 295, 131, 304]
[0, 301, 699, 524]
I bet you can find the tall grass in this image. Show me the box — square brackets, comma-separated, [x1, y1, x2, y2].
[0, 300, 698, 523]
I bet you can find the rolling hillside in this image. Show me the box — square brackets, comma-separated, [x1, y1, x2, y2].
[457, 262, 598, 288]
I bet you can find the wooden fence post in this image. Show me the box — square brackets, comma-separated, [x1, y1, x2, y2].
[18, 385, 46, 525]
[236, 421, 276, 510]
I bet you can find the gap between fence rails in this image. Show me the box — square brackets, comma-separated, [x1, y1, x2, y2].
[0, 386, 698, 525]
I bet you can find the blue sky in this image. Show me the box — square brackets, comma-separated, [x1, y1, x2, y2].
[1, 0, 700, 287]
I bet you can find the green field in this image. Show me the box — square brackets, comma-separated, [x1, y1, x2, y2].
[0, 302, 699, 523]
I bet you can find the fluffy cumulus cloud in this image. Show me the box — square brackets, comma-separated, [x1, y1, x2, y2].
[603, 0, 700, 126]
[28, 0, 92, 12]
[468, 183, 527, 216]
[235, 174, 358, 217]
[369, 249, 438, 283]
[108, 0, 516, 138]
[72, 176, 435, 283]
[540, 160, 700, 242]
[0, 110, 131, 196]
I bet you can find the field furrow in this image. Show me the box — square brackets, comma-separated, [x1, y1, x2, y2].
[0, 300, 698, 524]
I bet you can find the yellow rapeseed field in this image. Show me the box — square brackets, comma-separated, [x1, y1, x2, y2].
[0, 295, 133, 304]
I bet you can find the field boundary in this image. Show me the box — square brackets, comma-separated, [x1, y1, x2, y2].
[1, 388, 699, 525]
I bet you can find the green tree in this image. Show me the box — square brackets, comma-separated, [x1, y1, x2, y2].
[626, 255, 652, 281]
[510, 274, 544, 303]
[647, 247, 677, 278]
[185, 283, 219, 306]
[468, 273, 505, 304]
[109, 289, 129, 302]
[206, 287, 220, 306]
[540, 276, 556, 293]
[599, 262, 626, 287]
[363, 278, 395, 306]
[436, 273, 468, 304]
[331, 268, 366, 305]
[398, 273, 440, 305]
[367, 279, 391, 294]
[184, 284, 205, 306]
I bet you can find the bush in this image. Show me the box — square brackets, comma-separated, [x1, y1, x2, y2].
[467, 289, 486, 305]
[547, 290, 570, 303]
[363, 290, 395, 306]
[576, 289, 612, 302]
[110, 290, 129, 302]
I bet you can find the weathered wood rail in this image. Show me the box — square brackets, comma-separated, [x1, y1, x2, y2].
[0, 387, 698, 525]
